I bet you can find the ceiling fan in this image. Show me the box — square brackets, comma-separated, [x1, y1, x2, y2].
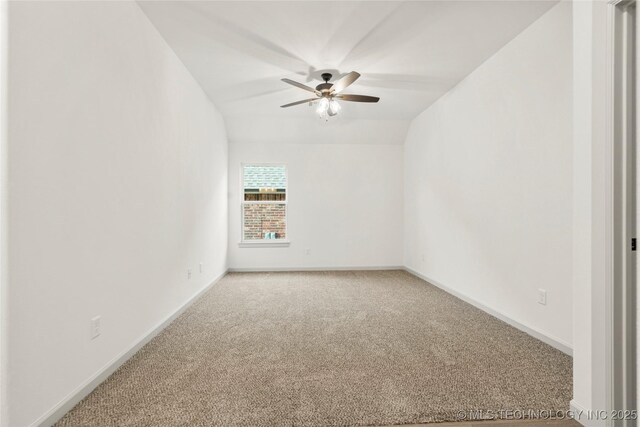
[280, 72, 380, 118]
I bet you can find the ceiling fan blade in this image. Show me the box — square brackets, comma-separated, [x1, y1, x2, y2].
[280, 98, 319, 108]
[281, 78, 321, 96]
[336, 94, 380, 103]
[330, 71, 361, 93]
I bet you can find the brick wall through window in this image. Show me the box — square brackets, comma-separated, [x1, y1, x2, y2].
[243, 204, 286, 240]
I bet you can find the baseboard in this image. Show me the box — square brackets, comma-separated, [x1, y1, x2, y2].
[228, 265, 404, 273]
[570, 399, 609, 427]
[33, 269, 229, 427]
[403, 266, 573, 356]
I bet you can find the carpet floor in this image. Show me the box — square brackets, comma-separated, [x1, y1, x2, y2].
[56, 270, 572, 427]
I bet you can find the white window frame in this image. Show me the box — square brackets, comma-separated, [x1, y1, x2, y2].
[239, 163, 290, 248]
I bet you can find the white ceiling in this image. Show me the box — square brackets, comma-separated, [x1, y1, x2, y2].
[138, 0, 557, 142]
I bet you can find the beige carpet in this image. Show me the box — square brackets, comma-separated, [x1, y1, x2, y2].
[56, 270, 572, 426]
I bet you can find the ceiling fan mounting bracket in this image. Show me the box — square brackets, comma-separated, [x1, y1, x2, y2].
[321, 73, 332, 83]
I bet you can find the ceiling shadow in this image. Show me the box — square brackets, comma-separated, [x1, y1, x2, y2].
[179, 2, 311, 74]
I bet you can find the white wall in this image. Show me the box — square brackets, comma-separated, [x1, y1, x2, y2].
[224, 116, 409, 146]
[228, 142, 403, 270]
[7, 2, 228, 425]
[403, 2, 573, 349]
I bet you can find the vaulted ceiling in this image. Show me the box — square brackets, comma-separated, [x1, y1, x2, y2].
[138, 1, 557, 143]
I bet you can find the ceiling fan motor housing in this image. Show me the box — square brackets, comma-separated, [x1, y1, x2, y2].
[316, 73, 334, 95]
[315, 83, 333, 93]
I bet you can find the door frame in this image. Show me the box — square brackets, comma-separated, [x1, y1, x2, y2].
[607, 1, 637, 424]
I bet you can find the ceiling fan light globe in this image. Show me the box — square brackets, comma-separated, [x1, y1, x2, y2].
[329, 99, 341, 115]
[316, 98, 329, 116]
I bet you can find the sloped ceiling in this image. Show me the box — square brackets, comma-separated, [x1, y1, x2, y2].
[138, 1, 557, 144]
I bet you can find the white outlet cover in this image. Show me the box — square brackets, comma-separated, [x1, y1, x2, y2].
[90, 316, 101, 339]
[537, 289, 547, 305]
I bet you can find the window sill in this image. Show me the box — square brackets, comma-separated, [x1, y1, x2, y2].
[238, 241, 290, 248]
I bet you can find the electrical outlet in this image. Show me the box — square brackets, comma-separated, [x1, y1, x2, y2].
[199, 263, 203, 273]
[90, 316, 101, 339]
[537, 289, 547, 305]
[188, 269, 192, 279]
[305, 248, 310, 255]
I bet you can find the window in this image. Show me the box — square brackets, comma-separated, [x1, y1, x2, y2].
[241, 164, 288, 245]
